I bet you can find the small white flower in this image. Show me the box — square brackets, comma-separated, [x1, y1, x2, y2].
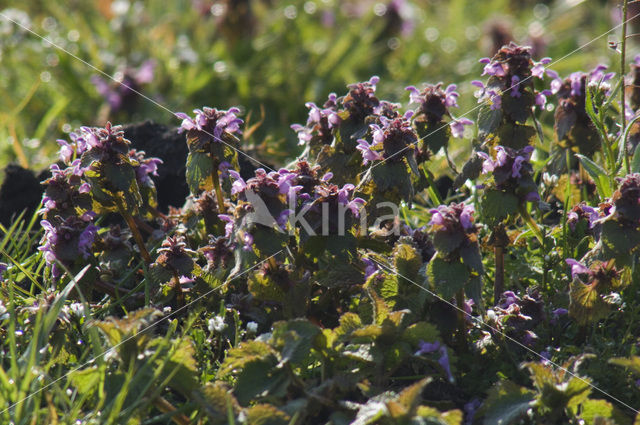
[69, 302, 85, 317]
[208, 316, 227, 333]
[246, 321, 258, 333]
[0, 301, 8, 321]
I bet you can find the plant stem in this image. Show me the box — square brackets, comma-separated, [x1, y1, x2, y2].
[494, 245, 504, 302]
[455, 289, 467, 351]
[153, 396, 191, 425]
[116, 200, 152, 264]
[622, 0, 631, 174]
[173, 270, 184, 307]
[518, 205, 544, 245]
[209, 146, 227, 215]
[211, 165, 227, 215]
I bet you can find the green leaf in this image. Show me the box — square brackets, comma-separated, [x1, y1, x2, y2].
[334, 313, 363, 339]
[496, 122, 536, 150]
[245, 404, 291, 425]
[600, 219, 640, 261]
[186, 151, 214, 194]
[453, 152, 484, 189]
[502, 90, 535, 124]
[402, 322, 439, 346]
[631, 142, 640, 173]
[578, 399, 614, 425]
[609, 356, 640, 376]
[477, 104, 503, 140]
[234, 360, 290, 406]
[70, 366, 101, 396]
[162, 338, 199, 397]
[248, 270, 286, 303]
[459, 243, 483, 275]
[482, 380, 535, 425]
[217, 340, 277, 379]
[427, 257, 469, 300]
[271, 319, 320, 365]
[393, 243, 422, 283]
[480, 189, 519, 227]
[391, 377, 432, 417]
[569, 279, 609, 325]
[575, 153, 612, 199]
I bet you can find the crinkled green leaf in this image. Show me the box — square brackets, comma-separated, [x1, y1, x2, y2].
[427, 257, 469, 300]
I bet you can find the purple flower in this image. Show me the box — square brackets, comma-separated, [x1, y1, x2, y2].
[450, 118, 473, 138]
[39, 217, 99, 278]
[356, 138, 383, 164]
[0, 263, 7, 281]
[566, 258, 589, 280]
[362, 112, 417, 163]
[218, 214, 234, 238]
[416, 340, 453, 382]
[131, 152, 163, 185]
[291, 97, 341, 146]
[535, 89, 552, 107]
[480, 58, 506, 77]
[91, 60, 155, 112]
[228, 170, 247, 195]
[464, 398, 482, 425]
[343, 76, 381, 120]
[176, 107, 243, 141]
[499, 291, 520, 309]
[480, 145, 538, 201]
[525, 191, 541, 202]
[510, 75, 521, 98]
[337, 184, 365, 216]
[78, 225, 98, 258]
[567, 203, 599, 231]
[405, 83, 460, 122]
[552, 308, 568, 319]
[531, 57, 556, 79]
[362, 257, 378, 279]
[429, 203, 476, 233]
[242, 232, 254, 251]
[471, 80, 502, 110]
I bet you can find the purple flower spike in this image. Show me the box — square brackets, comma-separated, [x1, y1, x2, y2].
[177, 107, 243, 141]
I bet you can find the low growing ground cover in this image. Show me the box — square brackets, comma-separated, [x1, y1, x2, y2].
[2, 1, 640, 425]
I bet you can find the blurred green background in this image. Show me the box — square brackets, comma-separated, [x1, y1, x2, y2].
[0, 0, 629, 176]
